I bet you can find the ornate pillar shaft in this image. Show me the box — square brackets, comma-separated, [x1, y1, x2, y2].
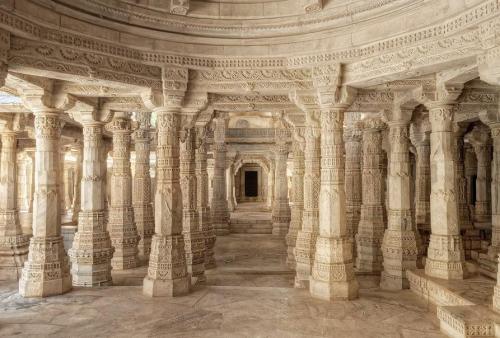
[355, 117, 385, 273]
[180, 127, 205, 281]
[294, 122, 320, 288]
[272, 134, 291, 237]
[0, 129, 29, 280]
[143, 106, 190, 297]
[310, 107, 358, 300]
[286, 135, 305, 268]
[68, 122, 114, 286]
[19, 111, 72, 297]
[106, 116, 140, 270]
[490, 126, 500, 253]
[132, 112, 154, 260]
[226, 161, 236, 212]
[472, 137, 492, 224]
[211, 116, 229, 235]
[59, 148, 66, 216]
[196, 127, 215, 269]
[425, 105, 466, 280]
[380, 120, 419, 290]
[71, 146, 82, 224]
[344, 124, 362, 245]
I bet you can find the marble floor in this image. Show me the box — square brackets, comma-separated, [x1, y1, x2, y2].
[0, 233, 445, 338]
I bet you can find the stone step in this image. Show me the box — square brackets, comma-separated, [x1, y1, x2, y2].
[437, 305, 498, 338]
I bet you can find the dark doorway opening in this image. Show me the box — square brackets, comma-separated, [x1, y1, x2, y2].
[245, 171, 258, 197]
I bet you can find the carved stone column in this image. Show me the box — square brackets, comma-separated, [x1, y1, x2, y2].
[106, 114, 140, 270]
[286, 131, 305, 268]
[143, 102, 190, 297]
[479, 113, 500, 277]
[344, 121, 362, 251]
[467, 124, 492, 225]
[21, 149, 35, 235]
[211, 115, 230, 236]
[272, 125, 291, 236]
[19, 110, 72, 297]
[180, 127, 205, 281]
[294, 118, 320, 288]
[309, 105, 358, 300]
[410, 116, 431, 253]
[355, 117, 385, 272]
[266, 160, 275, 209]
[226, 160, 236, 212]
[69, 121, 114, 286]
[455, 125, 479, 260]
[380, 117, 419, 290]
[132, 112, 154, 260]
[425, 104, 466, 280]
[0, 124, 29, 280]
[71, 144, 82, 224]
[195, 127, 215, 269]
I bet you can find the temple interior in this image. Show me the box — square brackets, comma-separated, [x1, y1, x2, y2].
[1, 0, 500, 337]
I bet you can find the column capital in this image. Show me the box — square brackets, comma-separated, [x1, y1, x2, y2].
[357, 115, 386, 133]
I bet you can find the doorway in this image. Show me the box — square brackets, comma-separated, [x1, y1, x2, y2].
[245, 170, 258, 197]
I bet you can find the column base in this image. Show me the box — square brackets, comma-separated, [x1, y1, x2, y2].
[272, 222, 289, 237]
[184, 231, 206, 279]
[293, 230, 317, 288]
[143, 275, 190, 297]
[204, 255, 216, 270]
[309, 236, 359, 301]
[0, 234, 29, 280]
[493, 286, 500, 312]
[310, 276, 359, 301]
[111, 254, 140, 271]
[143, 234, 190, 297]
[19, 236, 72, 297]
[425, 234, 466, 280]
[380, 271, 408, 290]
[204, 229, 216, 269]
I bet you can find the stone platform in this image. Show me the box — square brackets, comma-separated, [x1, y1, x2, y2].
[408, 269, 500, 338]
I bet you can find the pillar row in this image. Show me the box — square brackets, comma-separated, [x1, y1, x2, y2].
[355, 117, 385, 273]
[180, 127, 205, 281]
[286, 135, 305, 268]
[133, 112, 154, 260]
[380, 118, 419, 290]
[0, 128, 29, 280]
[106, 115, 140, 270]
[19, 111, 72, 297]
[310, 107, 358, 300]
[143, 106, 190, 297]
[69, 122, 114, 286]
[425, 104, 466, 280]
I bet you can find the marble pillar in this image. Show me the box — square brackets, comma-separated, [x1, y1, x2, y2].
[106, 115, 140, 270]
[71, 145, 82, 224]
[344, 122, 362, 261]
[294, 120, 320, 288]
[21, 149, 35, 235]
[266, 161, 275, 209]
[455, 125, 479, 260]
[132, 112, 154, 260]
[195, 127, 216, 269]
[425, 104, 466, 280]
[410, 118, 431, 245]
[355, 117, 386, 273]
[272, 130, 291, 237]
[286, 134, 305, 268]
[467, 124, 492, 226]
[226, 161, 236, 212]
[180, 127, 205, 281]
[310, 107, 358, 300]
[380, 118, 419, 290]
[479, 114, 500, 277]
[69, 122, 114, 286]
[19, 111, 72, 297]
[211, 116, 230, 236]
[0, 128, 29, 280]
[143, 106, 190, 297]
